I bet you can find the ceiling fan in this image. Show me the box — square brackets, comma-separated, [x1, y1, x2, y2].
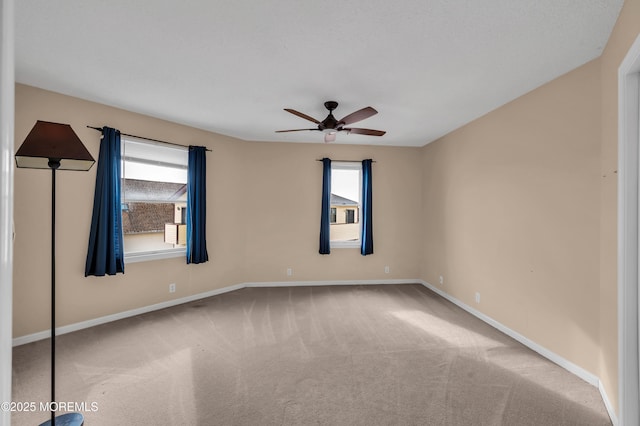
[276, 101, 386, 143]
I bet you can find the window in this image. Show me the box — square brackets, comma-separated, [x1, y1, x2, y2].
[121, 137, 188, 262]
[345, 209, 355, 224]
[330, 162, 361, 248]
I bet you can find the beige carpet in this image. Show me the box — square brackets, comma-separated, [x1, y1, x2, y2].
[12, 284, 611, 425]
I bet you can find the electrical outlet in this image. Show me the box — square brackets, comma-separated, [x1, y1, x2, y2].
[439, 275, 444, 285]
[384, 266, 390, 274]
[169, 283, 176, 293]
[475, 292, 480, 304]
[287, 268, 293, 276]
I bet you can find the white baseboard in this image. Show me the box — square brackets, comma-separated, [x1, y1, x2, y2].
[420, 280, 617, 424]
[12, 279, 418, 346]
[12, 282, 246, 347]
[245, 278, 420, 288]
[12, 278, 616, 424]
[600, 380, 619, 426]
[419, 280, 600, 386]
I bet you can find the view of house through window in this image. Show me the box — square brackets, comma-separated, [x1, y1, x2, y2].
[330, 162, 361, 244]
[121, 137, 188, 256]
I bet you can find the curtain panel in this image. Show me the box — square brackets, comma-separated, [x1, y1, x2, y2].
[361, 159, 374, 255]
[85, 127, 125, 276]
[319, 158, 331, 255]
[186, 146, 209, 264]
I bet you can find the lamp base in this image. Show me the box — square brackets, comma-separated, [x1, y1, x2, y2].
[38, 412, 84, 426]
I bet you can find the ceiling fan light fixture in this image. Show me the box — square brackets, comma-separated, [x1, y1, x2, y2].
[324, 133, 336, 143]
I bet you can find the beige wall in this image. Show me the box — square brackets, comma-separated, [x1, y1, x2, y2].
[14, 84, 249, 337]
[239, 141, 422, 283]
[13, 84, 423, 337]
[419, 0, 640, 415]
[420, 58, 602, 374]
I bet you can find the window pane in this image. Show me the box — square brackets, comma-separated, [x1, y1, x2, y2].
[330, 165, 361, 243]
[121, 138, 188, 255]
[332, 169, 360, 204]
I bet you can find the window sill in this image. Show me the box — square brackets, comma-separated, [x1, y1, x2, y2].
[330, 241, 360, 249]
[125, 248, 186, 264]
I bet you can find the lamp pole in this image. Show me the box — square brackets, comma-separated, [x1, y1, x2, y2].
[49, 160, 60, 426]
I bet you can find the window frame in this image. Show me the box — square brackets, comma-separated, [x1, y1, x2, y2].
[330, 162, 362, 249]
[120, 136, 189, 263]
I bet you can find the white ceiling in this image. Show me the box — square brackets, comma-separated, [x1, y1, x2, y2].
[15, 0, 623, 147]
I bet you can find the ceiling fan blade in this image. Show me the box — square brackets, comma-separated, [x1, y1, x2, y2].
[275, 129, 317, 133]
[324, 133, 336, 143]
[338, 107, 378, 125]
[343, 128, 386, 136]
[284, 108, 321, 124]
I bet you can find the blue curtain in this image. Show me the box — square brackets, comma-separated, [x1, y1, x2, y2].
[187, 146, 209, 264]
[361, 159, 374, 255]
[319, 158, 331, 254]
[85, 127, 125, 276]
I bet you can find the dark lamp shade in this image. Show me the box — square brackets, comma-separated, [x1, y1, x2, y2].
[15, 120, 95, 171]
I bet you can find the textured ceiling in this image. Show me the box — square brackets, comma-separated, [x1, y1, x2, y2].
[15, 0, 623, 147]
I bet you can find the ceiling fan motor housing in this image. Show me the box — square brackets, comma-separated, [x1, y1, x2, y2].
[320, 101, 340, 131]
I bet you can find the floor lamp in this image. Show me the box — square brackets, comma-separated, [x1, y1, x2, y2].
[15, 121, 95, 426]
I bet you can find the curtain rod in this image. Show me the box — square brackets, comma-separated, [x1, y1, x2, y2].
[87, 126, 212, 151]
[316, 159, 376, 163]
